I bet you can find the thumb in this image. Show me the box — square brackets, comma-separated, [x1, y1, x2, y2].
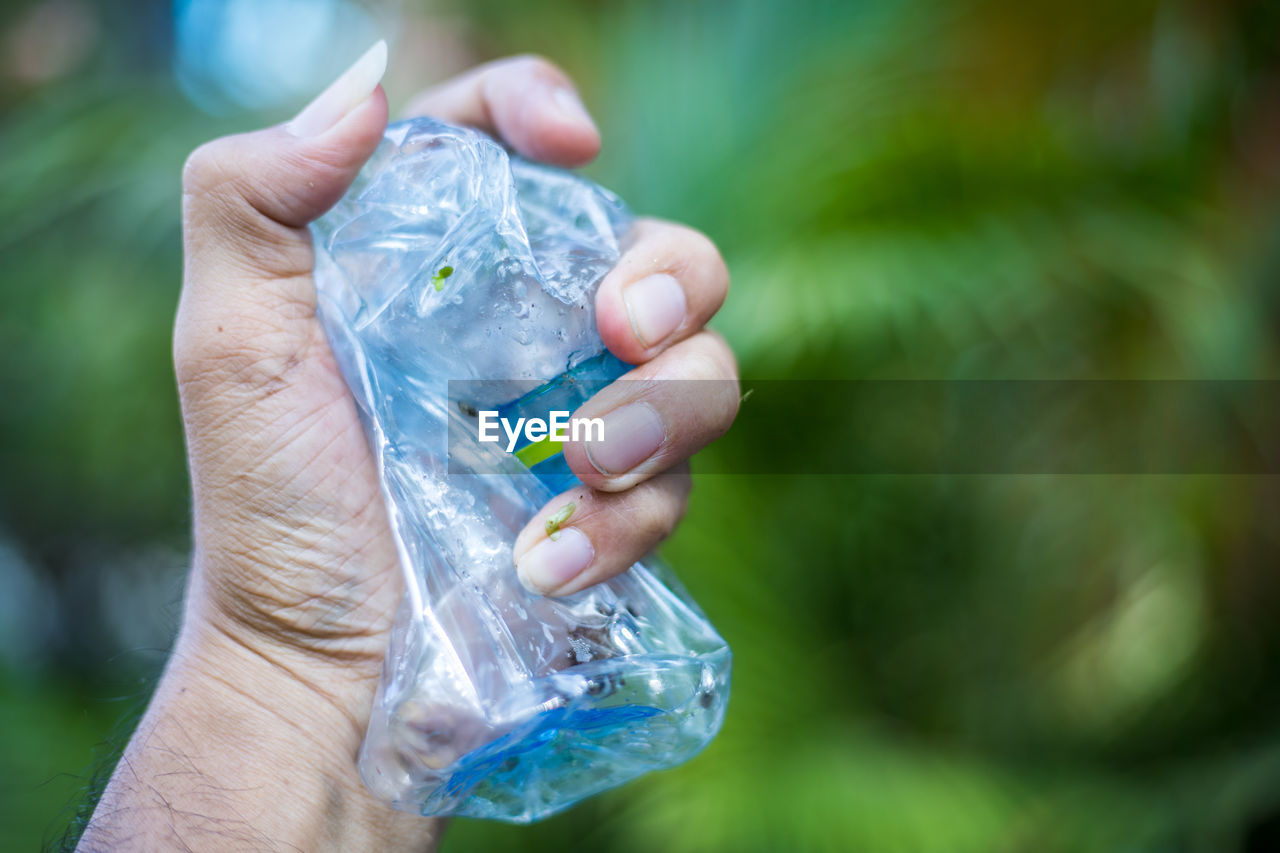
[181, 41, 389, 284]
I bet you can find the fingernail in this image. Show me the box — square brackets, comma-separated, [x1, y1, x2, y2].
[623, 273, 686, 347]
[550, 85, 597, 132]
[517, 527, 594, 594]
[585, 403, 665, 476]
[287, 40, 388, 138]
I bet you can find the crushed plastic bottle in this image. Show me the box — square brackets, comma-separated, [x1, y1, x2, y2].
[310, 117, 730, 823]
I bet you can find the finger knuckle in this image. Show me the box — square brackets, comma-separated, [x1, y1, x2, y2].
[172, 331, 200, 385]
[182, 139, 232, 197]
[630, 487, 679, 543]
[686, 227, 726, 269]
[664, 224, 725, 279]
[639, 223, 729, 307]
[173, 321, 303, 399]
[676, 335, 734, 382]
[182, 140, 261, 230]
[172, 329, 228, 388]
[702, 330, 741, 378]
[503, 53, 568, 84]
[172, 312, 212, 386]
[677, 335, 740, 427]
[666, 473, 693, 513]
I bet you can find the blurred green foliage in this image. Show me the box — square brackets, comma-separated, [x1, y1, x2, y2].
[5, 0, 1280, 850]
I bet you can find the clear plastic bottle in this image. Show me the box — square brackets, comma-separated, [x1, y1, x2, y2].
[311, 118, 730, 823]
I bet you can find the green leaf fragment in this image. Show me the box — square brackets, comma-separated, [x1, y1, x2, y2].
[545, 501, 577, 539]
[431, 265, 454, 291]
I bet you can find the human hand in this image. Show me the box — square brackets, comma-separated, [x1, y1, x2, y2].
[82, 43, 736, 852]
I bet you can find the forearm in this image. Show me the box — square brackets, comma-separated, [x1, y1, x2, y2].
[78, 623, 441, 852]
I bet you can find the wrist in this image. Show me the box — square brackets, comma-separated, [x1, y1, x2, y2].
[170, 618, 369, 773]
[81, 616, 439, 851]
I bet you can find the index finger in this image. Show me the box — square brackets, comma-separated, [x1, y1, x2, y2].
[400, 54, 601, 167]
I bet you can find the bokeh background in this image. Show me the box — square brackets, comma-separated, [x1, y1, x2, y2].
[4, 0, 1280, 850]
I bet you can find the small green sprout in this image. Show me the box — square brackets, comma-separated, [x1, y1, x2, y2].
[431, 265, 454, 291]
[545, 501, 577, 541]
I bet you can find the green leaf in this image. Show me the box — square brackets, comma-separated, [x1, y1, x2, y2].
[431, 265, 454, 291]
[544, 501, 577, 539]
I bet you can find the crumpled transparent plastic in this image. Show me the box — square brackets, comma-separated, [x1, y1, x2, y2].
[310, 117, 731, 823]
